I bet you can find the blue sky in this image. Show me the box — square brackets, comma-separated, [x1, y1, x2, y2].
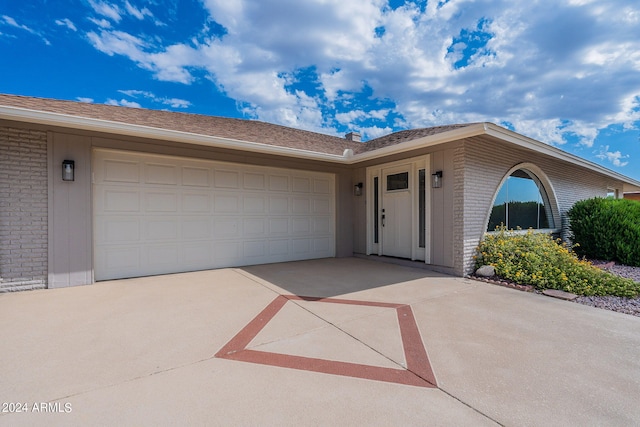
[1, 0, 639, 181]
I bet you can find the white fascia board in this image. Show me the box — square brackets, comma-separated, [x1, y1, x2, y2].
[0, 106, 346, 163]
[483, 123, 640, 190]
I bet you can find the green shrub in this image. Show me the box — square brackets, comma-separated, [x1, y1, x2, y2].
[475, 228, 640, 298]
[568, 198, 640, 267]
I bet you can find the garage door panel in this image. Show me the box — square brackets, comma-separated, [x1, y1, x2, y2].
[145, 163, 178, 185]
[214, 194, 240, 213]
[243, 240, 267, 258]
[314, 238, 331, 253]
[214, 217, 241, 238]
[144, 219, 178, 241]
[269, 240, 289, 256]
[145, 192, 178, 212]
[314, 179, 331, 194]
[292, 218, 310, 234]
[269, 197, 289, 214]
[215, 169, 240, 188]
[99, 246, 140, 273]
[292, 238, 311, 254]
[243, 172, 265, 190]
[269, 175, 289, 192]
[100, 189, 140, 212]
[182, 218, 212, 239]
[182, 167, 210, 187]
[313, 217, 331, 234]
[102, 159, 140, 183]
[146, 244, 180, 268]
[269, 218, 289, 235]
[243, 195, 266, 213]
[312, 198, 330, 214]
[215, 241, 242, 266]
[292, 198, 311, 214]
[181, 243, 213, 267]
[94, 149, 334, 280]
[292, 177, 311, 193]
[182, 192, 211, 213]
[243, 218, 266, 237]
[99, 218, 140, 243]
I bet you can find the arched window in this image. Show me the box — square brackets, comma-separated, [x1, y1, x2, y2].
[487, 169, 554, 231]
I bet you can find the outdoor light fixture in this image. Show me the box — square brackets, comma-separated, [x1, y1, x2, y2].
[62, 160, 75, 182]
[431, 171, 442, 188]
[354, 182, 363, 196]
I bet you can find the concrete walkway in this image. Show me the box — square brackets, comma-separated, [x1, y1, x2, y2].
[1, 257, 639, 426]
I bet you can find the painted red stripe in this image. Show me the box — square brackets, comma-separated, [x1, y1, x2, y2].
[287, 295, 404, 309]
[215, 295, 438, 388]
[215, 295, 287, 358]
[227, 349, 435, 388]
[397, 305, 437, 386]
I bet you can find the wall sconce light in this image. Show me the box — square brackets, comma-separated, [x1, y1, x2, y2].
[354, 182, 363, 196]
[62, 160, 75, 182]
[431, 171, 442, 188]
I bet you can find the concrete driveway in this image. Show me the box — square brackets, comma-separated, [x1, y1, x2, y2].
[1, 257, 639, 426]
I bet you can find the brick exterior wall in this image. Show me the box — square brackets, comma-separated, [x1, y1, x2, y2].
[452, 145, 466, 276]
[0, 126, 48, 291]
[458, 136, 621, 276]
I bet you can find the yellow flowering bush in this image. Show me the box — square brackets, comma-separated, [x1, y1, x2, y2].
[475, 227, 640, 298]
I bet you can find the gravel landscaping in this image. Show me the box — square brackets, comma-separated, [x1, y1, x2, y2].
[472, 260, 640, 318]
[574, 261, 640, 317]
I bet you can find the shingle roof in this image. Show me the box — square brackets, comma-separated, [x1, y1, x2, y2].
[360, 125, 478, 152]
[0, 94, 472, 155]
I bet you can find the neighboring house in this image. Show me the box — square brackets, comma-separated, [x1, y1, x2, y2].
[1, 93, 639, 292]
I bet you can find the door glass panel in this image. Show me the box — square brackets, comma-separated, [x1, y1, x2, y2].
[386, 172, 409, 191]
[419, 169, 425, 248]
[373, 176, 379, 244]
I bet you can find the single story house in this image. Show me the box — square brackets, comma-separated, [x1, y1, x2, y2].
[2, 93, 639, 292]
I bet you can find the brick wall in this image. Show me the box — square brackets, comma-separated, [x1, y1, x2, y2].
[459, 136, 621, 276]
[0, 126, 48, 291]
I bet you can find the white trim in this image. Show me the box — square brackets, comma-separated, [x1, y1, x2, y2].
[484, 162, 560, 233]
[366, 156, 430, 263]
[2, 104, 640, 190]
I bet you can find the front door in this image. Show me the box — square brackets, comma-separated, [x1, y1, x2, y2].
[381, 166, 412, 258]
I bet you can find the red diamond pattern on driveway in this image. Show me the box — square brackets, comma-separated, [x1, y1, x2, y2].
[215, 295, 437, 388]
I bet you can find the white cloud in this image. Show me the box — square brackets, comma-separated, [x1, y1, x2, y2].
[596, 145, 630, 167]
[55, 18, 77, 31]
[2, 14, 51, 44]
[76, 97, 94, 103]
[117, 89, 191, 108]
[105, 98, 141, 108]
[78, 0, 640, 148]
[124, 1, 153, 20]
[89, 17, 112, 28]
[88, 0, 122, 22]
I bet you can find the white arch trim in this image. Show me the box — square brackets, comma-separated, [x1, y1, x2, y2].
[484, 162, 561, 233]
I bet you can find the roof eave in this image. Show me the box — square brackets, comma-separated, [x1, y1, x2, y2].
[3, 104, 640, 191]
[0, 105, 347, 163]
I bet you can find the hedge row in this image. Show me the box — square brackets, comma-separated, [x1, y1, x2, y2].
[567, 198, 640, 267]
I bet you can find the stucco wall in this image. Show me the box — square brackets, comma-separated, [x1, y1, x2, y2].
[460, 136, 624, 276]
[0, 126, 48, 291]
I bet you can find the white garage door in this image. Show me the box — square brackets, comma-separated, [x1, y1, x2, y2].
[93, 149, 335, 280]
